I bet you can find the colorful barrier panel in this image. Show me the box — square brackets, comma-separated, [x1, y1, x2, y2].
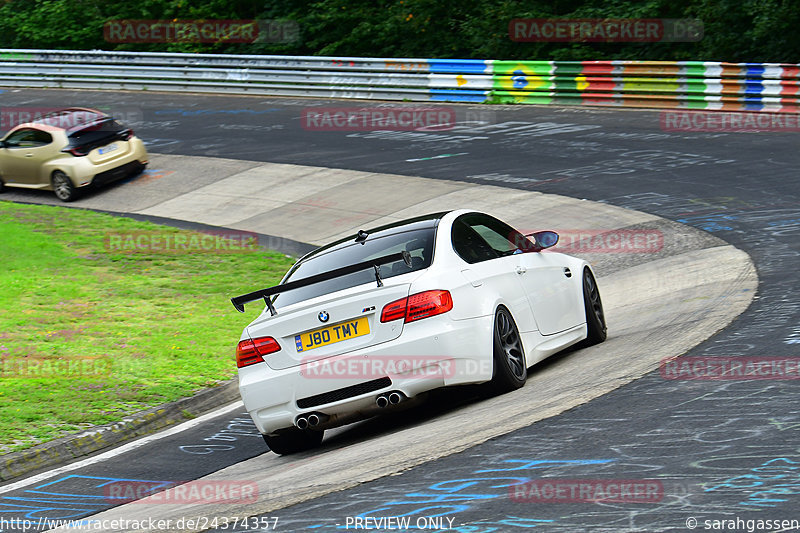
[491, 60, 800, 112]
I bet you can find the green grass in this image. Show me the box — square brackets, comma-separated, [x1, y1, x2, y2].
[0, 201, 295, 453]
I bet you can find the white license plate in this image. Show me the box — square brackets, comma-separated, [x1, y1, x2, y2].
[98, 143, 118, 155]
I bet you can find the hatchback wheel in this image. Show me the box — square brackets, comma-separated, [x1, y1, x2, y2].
[52, 171, 78, 202]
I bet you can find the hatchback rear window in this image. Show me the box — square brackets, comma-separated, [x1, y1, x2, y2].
[275, 227, 436, 308]
[68, 118, 126, 149]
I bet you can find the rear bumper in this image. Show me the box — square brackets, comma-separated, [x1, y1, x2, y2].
[91, 160, 145, 186]
[52, 137, 148, 188]
[87, 137, 148, 187]
[238, 313, 493, 436]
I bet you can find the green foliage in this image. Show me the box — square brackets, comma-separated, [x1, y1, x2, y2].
[0, 0, 797, 67]
[0, 201, 295, 452]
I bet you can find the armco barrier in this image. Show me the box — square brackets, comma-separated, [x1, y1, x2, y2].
[492, 60, 800, 112]
[1, 49, 798, 112]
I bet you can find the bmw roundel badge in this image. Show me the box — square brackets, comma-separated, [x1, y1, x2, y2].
[318, 311, 329, 323]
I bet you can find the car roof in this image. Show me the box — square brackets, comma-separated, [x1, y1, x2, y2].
[27, 108, 110, 132]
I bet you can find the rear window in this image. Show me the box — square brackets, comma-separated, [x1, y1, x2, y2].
[68, 118, 126, 149]
[274, 227, 436, 308]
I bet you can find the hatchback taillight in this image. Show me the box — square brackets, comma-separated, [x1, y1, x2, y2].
[64, 147, 89, 157]
[119, 129, 134, 140]
[236, 336, 281, 368]
[380, 290, 453, 323]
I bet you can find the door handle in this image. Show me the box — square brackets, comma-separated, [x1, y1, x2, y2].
[24, 153, 34, 157]
[516, 266, 527, 275]
[563, 267, 572, 278]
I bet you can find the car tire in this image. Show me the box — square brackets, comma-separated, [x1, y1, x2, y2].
[489, 306, 527, 393]
[51, 170, 78, 202]
[132, 162, 147, 176]
[582, 267, 607, 345]
[263, 427, 324, 455]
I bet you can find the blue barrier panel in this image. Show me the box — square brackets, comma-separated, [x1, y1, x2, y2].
[429, 88, 488, 102]
[744, 64, 766, 78]
[743, 80, 765, 95]
[743, 97, 765, 111]
[428, 59, 490, 75]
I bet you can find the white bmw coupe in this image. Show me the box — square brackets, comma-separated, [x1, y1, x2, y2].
[232, 210, 606, 454]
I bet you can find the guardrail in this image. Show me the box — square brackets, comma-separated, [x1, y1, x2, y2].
[1, 49, 798, 113]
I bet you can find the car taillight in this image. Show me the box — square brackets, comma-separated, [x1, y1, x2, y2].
[380, 298, 407, 322]
[236, 336, 280, 368]
[65, 147, 89, 157]
[380, 290, 453, 323]
[120, 129, 134, 140]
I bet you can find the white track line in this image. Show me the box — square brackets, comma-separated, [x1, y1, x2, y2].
[0, 400, 244, 494]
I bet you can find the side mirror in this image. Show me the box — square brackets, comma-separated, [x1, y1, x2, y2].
[523, 231, 559, 252]
[0, 140, 6, 149]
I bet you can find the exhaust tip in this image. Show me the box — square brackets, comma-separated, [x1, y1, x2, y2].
[295, 417, 309, 430]
[388, 392, 403, 405]
[307, 414, 320, 427]
[376, 395, 389, 408]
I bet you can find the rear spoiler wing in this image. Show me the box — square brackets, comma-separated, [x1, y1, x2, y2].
[231, 251, 412, 314]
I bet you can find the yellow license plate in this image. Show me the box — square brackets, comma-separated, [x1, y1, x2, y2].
[295, 317, 370, 352]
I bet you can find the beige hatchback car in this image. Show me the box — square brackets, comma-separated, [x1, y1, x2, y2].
[0, 108, 148, 201]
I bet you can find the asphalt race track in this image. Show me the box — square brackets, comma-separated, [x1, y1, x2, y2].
[1, 88, 799, 532]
